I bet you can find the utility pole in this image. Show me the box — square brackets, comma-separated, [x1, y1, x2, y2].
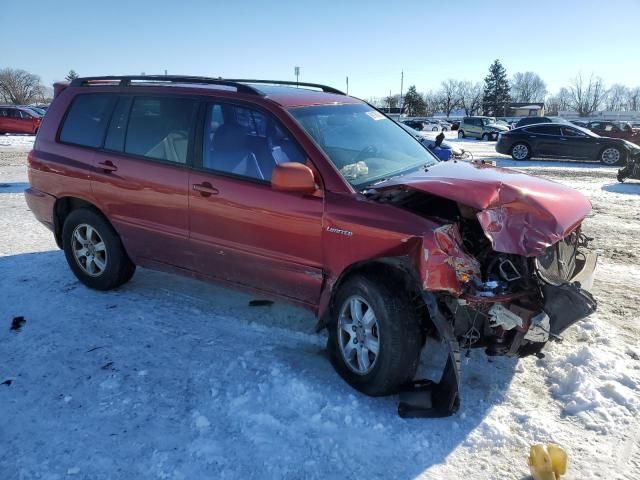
[400, 70, 404, 116]
[346, 76, 349, 95]
[294, 66, 300, 88]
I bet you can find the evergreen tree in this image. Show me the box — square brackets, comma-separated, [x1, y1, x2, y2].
[482, 60, 510, 116]
[403, 85, 426, 116]
[65, 70, 79, 82]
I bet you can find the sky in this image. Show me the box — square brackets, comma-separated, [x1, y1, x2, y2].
[2, 0, 640, 99]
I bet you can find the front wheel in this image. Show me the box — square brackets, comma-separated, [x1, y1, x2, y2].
[511, 142, 531, 160]
[327, 274, 421, 396]
[458, 130, 465, 139]
[600, 146, 624, 165]
[432, 126, 438, 132]
[62, 208, 136, 290]
[481, 133, 489, 141]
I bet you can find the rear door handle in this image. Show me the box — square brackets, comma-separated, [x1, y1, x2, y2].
[97, 161, 118, 173]
[192, 182, 219, 197]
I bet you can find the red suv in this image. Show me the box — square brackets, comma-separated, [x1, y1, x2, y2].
[0, 105, 42, 134]
[25, 76, 597, 415]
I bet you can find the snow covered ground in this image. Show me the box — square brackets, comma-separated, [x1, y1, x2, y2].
[1, 133, 639, 479]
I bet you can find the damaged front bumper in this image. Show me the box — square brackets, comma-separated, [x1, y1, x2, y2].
[399, 235, 597, 418]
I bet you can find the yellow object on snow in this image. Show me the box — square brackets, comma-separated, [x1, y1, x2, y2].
[528, 444, 567, 480]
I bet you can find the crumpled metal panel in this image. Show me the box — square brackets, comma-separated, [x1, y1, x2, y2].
[374, 160, 593, 257]
[419, 224, 481, 295]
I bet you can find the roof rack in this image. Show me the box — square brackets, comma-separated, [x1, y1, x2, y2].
[226, 79, 345, 95]
[69, 76, 346, 96]
[69, 76, 263, 95]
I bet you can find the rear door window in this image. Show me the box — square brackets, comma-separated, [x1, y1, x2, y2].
[529, 125, 562, 135]
[59, 94, 117, 147]
[124, 96, 198, 164]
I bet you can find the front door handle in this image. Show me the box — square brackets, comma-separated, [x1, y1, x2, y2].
[192, 182, 219, 197]
[97, 161, 118, 173]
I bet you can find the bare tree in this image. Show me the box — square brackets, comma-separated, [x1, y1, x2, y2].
[438, 79, 459, 117]
[423, 91, 443, 116]
[511, 72, 547, 103]
[545, 88, 572, 116]
[568, 73, 606, 116]
[0, 68, 45, 104]
[605, 84, 629, 111]
[628, 87, 640, 112]
[456, 81, 483, 116]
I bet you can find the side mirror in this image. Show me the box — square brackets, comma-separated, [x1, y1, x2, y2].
[271, 162, 318, 194]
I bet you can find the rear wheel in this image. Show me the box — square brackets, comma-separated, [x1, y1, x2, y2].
[458, 130, 465, 139]
[600, 146, 623, 165]
[511, 142, 531, 160]
[327, 274, 421, 396]
[62, 208, 135, 290]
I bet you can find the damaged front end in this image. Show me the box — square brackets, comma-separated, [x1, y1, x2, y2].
[366, 167, 598, 417]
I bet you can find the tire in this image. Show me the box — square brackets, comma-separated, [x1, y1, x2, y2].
[458, 130, 465, 139]
[62, 208, 135, 290]
[327, 274, 421, 396]
[432, 127, 438, 132]
[511, 142, 531, 161]
[481, 133, 489, 141]
[442, 127, 448, 132]
[600, 146, 624, 166]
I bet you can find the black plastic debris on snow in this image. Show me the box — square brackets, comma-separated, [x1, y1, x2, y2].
[249, 300, 274, 307]
[10, 316, 26, 332]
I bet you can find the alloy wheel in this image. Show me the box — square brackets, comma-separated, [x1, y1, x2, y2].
[601, 147, 620, 165]
[71, 223, 108, 276]
[337, 295, 380, 375]
[512, 144, 529, 160]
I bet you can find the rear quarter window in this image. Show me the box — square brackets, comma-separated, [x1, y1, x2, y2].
[59, 94, 117, 148]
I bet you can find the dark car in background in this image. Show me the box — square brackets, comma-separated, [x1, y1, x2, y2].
[514, 116, 568, 128]
[495, 123, 639, 165]
[570, 120, 589, 128]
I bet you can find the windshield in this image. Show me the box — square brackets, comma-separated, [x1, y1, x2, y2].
[482, 117, 497, 125]
[289, 104, 438, 187]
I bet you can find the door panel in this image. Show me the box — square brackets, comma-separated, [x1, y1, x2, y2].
[92, 151, 191, 267]
[188, 171, 324, 304]
[560, 127, 599, 159]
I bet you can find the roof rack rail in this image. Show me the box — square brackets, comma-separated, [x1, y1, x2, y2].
[69, 75, 264, 95]
[69, 76, 346, 96]
[227, 79, 345, 95]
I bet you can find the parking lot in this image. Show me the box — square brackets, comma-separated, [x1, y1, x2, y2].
[1, 133, 639, 479]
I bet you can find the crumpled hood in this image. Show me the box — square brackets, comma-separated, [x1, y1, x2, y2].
[486, 123, 509, 131]
[375, 161, 592, 257]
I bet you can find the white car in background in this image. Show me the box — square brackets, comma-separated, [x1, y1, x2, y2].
[401, 119, 441, 132]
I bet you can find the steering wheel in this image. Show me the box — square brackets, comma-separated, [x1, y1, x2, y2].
[353, 145, 378, 163]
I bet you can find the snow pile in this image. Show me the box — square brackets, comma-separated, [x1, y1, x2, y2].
[0, 134, 35, 152]
[541, 318, 639, 432]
